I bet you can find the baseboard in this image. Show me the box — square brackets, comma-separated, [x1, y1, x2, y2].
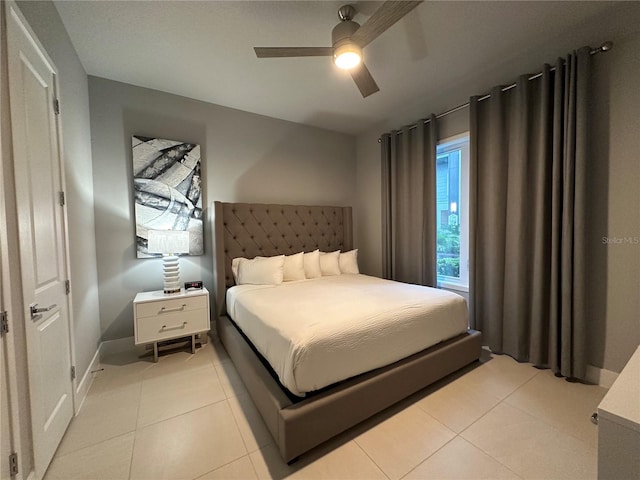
[100, 335, 136, 356]
[586, 364, 619, 388]
[74, 345, 102, 414]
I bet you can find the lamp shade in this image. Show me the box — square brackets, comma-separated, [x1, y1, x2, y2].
[147, 230, 190, 255]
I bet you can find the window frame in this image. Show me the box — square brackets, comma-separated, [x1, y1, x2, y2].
[436, 132, 469, 292]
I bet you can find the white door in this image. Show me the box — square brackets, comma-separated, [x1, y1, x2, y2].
[1, 7, 13, 478]
[1, 260, 12, 480]
[6, 4, 74, 478]
[1, 337, 12, 480]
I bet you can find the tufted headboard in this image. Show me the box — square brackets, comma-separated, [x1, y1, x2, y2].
[212, 201, 353, 315]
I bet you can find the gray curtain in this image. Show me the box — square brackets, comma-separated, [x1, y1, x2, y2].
[381, 114, 437, 286]
[470, 48, 590, 379]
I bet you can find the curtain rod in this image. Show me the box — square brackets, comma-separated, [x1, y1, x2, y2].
[378, 41, 613, 143]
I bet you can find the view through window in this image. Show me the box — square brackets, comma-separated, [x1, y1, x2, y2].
[436, 133, 469, 290]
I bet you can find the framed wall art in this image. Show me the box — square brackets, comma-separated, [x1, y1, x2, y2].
[132, 136, 203, 258]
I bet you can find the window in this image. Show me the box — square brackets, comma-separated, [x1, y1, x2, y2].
[436, 133, 469, 291]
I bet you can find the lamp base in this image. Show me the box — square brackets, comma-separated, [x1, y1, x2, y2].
[162, 254, 182, 295]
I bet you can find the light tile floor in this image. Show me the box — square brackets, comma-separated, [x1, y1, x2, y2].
[44, 338, 607, 480]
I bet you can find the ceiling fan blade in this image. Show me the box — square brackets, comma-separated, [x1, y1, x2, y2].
[350, 63, 380, 98]
[351, 1, 423, 48]
[254, 47, 334, 58]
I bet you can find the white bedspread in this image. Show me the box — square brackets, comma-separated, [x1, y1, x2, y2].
[226, 274, 469, 396]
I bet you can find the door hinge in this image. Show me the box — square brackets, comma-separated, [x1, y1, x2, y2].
[53, 98, 60, 115]
[65, 280, 71, 295]
[0, 311, 8, 337]
[71, 366, 76, 381]
[59, 191, 65, 206]
[9, 452, 18, 476]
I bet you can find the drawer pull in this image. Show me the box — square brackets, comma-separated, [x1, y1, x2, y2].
[159, 304, 187, 313]
[161, 321, 188, 331]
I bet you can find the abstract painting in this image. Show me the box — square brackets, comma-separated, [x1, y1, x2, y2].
[132, 136, 203, 258]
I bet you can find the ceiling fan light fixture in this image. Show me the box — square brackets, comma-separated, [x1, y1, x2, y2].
[334, 43, 362, 70]
[254, 1, 424, 96]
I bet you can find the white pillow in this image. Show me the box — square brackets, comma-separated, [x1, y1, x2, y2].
[339, 249, 359, 274]
[233, 255, 285, 285]
[231, 257, 242, 283]
[319, 250, 341, 276]
[283, 252, 305, 281]
[303, 250, 321, 279]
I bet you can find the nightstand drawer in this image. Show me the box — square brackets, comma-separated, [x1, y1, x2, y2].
[135, 294, 208, 319]
[135, 308, 209, 344]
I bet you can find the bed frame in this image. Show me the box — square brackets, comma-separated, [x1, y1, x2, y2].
[212, 201, 482, 463]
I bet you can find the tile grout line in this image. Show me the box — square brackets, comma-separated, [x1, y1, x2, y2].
[352, 439, 392, 480]
[225, 396, 253, 456]
[53, 426, 138, 460]
[135, 352, 227, 429]
[455, 433, 525, 480]
[500, 367, 544, 404]
[127, 378, 145, 480]
[191, 451, 249, 480]
[452, 364, 542, 434]
[53, 368, 146, 458]
[134, 347, 246, 479]
[246, 451, 261, 480]
[246, 451, 262, 479]
[186, 342, 260, 479]
[459, 379, 595, 480]
[210, 341, 254, 456]
[392, 360, 531, 479]
[448, 366, 541, 479]
[130, 355, 197, 475]
[358, 406, 458, 480]
[136, 395, 228, 430]
[501, 400, 598, 452]
[458, 428, 519, 478]
[410, 379, 501, 434]
[213, 361, 247, 399]
[502, 371, 603, 448]
[197, 347, 257, 477]
[397, 433, 459, 480]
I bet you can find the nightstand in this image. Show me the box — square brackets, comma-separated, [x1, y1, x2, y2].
[133, 287, 210, 362]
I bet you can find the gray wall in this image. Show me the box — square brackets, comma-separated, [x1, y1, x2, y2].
[355, 32, 640, 374]
[88, 77, 356, 341]
[586, 31, 640, 373]
[17, 1, 101, 379]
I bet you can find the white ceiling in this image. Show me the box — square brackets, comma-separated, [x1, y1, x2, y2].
[54, 1, 640, 136]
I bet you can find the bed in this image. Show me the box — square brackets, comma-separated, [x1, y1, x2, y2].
[213, 201, 482, 463]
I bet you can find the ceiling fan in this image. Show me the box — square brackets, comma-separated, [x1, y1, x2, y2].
[254, 1, 423, 98]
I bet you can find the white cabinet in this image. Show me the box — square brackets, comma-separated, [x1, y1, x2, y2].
[133, 288, 210, 362]
[597, 345, 640, 479]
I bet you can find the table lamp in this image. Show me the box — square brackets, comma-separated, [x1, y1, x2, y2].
[147, 230, 190, 294]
